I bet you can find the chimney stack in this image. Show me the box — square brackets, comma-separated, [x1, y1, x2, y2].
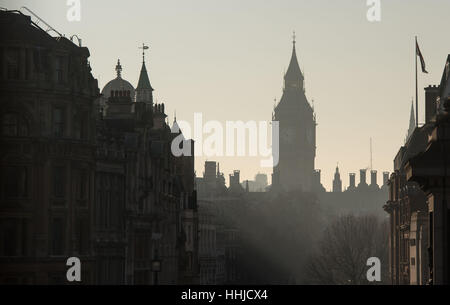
[425, 85, 439, 123]
[359, 169, 367, 186]
[383, 171, 389, 186]
[349, 173, 356, 189]
[370, 170, 378, 186]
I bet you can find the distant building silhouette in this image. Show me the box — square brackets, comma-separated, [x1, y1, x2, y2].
[272, 37, 317, 192]
[319, 168, 388, 218]
[240, 173, 268, 192]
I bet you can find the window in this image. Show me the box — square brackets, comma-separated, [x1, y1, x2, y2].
[52, 107, 65, 137]
[74, 110, 88, 140]
[50, 218, 65, 255]
[1, 219, 19, 256]
[2, 113, 29, 136]
[55, 56, 64, 84]
[6, 48, 19, 79]
[74, 169, 88, 205]
[77, 217, 89, 255]
[4, 166, 28, 198]
[53, 166, 66, 199]
[0, 218, 28, 257]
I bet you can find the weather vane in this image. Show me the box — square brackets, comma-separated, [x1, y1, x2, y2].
[139, 43, 149, 63]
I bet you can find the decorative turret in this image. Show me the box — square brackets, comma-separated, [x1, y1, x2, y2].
[152, 102, 167, 130]
[136, 43, 154, 105]
[332, 165, 342, 193]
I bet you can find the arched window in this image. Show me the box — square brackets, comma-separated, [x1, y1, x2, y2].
[1, 113, 29, 136]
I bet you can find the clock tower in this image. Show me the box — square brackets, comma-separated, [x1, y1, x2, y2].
[272, 35, 316, 192]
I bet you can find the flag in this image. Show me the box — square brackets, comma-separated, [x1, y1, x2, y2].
[416, 40, 428, 74]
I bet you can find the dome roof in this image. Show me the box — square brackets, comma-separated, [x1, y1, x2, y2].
[101, 59, 135, 99]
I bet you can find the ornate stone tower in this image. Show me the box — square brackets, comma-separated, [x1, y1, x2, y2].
[272, 35, 316, 192]
[332, 165, 342, 193]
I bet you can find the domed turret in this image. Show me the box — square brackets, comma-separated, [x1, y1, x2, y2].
[101, 59, 135, 100]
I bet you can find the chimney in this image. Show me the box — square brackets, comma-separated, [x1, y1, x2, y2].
[359, 169, 367, 186]
[370, 170, 377, 186]
[383, 171, 389, 186]
[349, 173, 356, 189]
[425, 85, 439, 123]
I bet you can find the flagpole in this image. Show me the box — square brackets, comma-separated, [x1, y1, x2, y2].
[415, 36, 418, 127]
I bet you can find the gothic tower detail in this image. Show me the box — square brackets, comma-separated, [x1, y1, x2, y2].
[272, 35, 316, 192]
[332, 165, 342, 193]
[136, 43, 154, 105]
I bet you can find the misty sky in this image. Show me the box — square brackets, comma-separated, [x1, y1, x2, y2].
[3, 0, 450, 190]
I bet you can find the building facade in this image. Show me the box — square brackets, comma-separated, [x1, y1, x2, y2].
[383, 77, 445, 285]
[0, 9, 199, 285]
[0, 10, 99, 284]
[406, 55, 450, 285]
[95, 53, 199, 284]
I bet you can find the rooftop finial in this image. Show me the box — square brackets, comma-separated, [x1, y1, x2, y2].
[139, 43, 149, 64]
[292, 30, 296, 45]
[115, 59, 122, 78]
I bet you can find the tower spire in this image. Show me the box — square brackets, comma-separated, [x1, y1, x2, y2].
[284, 32, 304, 90]
[136, 43, 154, 104]
[407, 99, 416, 140]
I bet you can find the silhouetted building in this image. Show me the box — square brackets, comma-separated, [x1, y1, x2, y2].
[195, 161, 227, 198]
[384, 85, 442, 284]
[0, 9, 198, 285]
[240, 173, 268, 192]
[319, 168, 388, 217]
[0, 10, 99, 284]
[272, 37, 317, 192]
[96, 53, 198, 285]
[229, 170, 244, 194]
[405, 55, 450, 285]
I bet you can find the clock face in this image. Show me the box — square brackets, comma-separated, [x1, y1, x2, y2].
[282, 128, 294, 143]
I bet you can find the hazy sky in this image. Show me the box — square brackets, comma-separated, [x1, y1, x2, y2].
[3, 0, 450, 190]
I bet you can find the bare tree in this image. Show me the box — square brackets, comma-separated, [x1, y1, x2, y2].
[305, 214, 388, 285]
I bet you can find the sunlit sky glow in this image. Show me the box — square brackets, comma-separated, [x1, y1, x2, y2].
[3, 0, 450, 190]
